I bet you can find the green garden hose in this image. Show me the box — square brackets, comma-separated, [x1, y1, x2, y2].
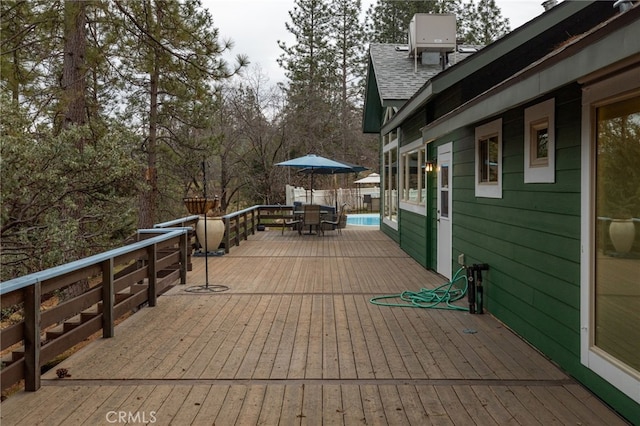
[369, 267, 468, 311]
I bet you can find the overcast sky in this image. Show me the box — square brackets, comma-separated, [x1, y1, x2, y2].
[201, 0, 549, 84]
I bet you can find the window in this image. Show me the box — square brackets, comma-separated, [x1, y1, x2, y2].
[440, 164, 449, 218]
[382, 112, 399, 226]
[581, 66, 640, 404]
[524, 99, 555, 183]
[594, 94, 640, 371]
[401, 145, 426, 206]
[475, 119, 502, 198]
[383, 144, 398, 224]
[479, 136, 499, 182]
[531, 122, 549, 165]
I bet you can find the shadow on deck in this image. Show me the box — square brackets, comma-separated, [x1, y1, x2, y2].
[0, 228, 628, 425]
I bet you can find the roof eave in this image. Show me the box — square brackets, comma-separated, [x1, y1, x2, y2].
[380, 0, 598, 136]
[421, 7, 640, 143]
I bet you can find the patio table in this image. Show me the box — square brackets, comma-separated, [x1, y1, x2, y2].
[294, 210, 329, 235]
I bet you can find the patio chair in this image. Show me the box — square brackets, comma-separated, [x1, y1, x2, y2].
[302, 204, 323, 235]
[322, 203, 348, 235]
[281, 207, 302, 235]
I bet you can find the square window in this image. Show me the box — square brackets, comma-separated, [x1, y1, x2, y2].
[532, 122, 549, 163]
[479, 135, 499, 182]
[524, 99, 555, 182]
[475, 119, 502, 198]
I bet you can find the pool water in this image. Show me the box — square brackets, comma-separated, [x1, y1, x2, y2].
[346, 214, 380, 226]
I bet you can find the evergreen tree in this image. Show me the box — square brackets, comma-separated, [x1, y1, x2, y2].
[329, 0, 378, 187]
[331, 0, 366, 123]
[278, 0, 336, 155]
[278, 0, 335, 94]
[0, 98, 140, 281]
[1, 1, 64, 116]
[60, 0, 87, 130]
[365, 0, 461, 44]
[110, 0, 246, 226]
[0, 0, 249, 276]
[459, 0, 510, 44]
[0, 1, 143, 281]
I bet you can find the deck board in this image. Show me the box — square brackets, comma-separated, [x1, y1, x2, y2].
[0, 228, 630, 425]
[190, 385, 228, 425]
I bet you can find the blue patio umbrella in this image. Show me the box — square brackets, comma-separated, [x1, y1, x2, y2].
[276, 154, 367, 203]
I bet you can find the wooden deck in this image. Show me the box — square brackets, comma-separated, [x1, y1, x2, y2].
[0, 228, 629, 425]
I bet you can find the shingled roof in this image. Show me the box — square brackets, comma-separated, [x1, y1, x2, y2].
[368, 43, 480, 107]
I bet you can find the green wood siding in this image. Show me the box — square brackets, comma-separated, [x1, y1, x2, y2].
[381, 222, 399, 243]
[400, 112, 425, 145]
[399, 210, 428, 268]
[398, 82, 638, 424]
[433, 90, 462, 121]
[452, 85, 583, 361]
[362, 69, 383, 133]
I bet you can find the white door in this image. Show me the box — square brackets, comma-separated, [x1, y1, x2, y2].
[437, 143, 453, 279]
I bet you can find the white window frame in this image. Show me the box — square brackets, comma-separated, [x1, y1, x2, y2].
[382, 107, 398, 145]
[399, 138, 427, 215]
[524, 98, 555, 183]
[382, 112, 399, 229]
[580, 66, 640, 404]
[475, 119, 503, 198]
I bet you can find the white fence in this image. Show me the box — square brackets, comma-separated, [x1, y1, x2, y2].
[285, 185, 380, 212]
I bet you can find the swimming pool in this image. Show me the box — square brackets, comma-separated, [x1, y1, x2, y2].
[346, 214, 380, 226]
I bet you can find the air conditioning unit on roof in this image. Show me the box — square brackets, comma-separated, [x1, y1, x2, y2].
[408, 13, 457, 58]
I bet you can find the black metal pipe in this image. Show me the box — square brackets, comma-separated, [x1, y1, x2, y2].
[467, 266, 476, 314]
[476, 275, 483, 314]
[472, 264, 489, 314]
[202, 160, 210, 289]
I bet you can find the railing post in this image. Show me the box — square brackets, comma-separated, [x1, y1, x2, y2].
[147, 243, 157, 307]
[102, 258, 115, 338]
[251, 209, 256, 234]
[179, 230, 187, 284]
[224, 218, 231, 254]
[257, 207, 262, 228]
[243, 212, 248, 241]
[24, 282, 41, 391]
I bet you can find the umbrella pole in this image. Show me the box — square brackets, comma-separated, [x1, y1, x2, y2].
[334, 174, 338, 211]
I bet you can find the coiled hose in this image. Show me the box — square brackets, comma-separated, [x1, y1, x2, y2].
[369, 267, 468, 311]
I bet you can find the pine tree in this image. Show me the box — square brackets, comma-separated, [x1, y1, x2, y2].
[278, 0, 336, 155]
[1, 1, 64, 114]
[111, 0, 246, 227]
[278, 0, 335, 93]
[60, 0, 87, 130]
[0, 1, 144, 279]
[365, 0, 461, 44]
[330, 0, 370, 167]
[459, 0, 510, 44]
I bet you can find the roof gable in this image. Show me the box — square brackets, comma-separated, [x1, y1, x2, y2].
[363, 44, 478, 133]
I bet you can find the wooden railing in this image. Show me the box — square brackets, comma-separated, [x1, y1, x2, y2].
[203, 205, 303, 253]
[0, 227, 191, 393]
[154, 206, 292, 253]
[0, 205, 307, 393]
